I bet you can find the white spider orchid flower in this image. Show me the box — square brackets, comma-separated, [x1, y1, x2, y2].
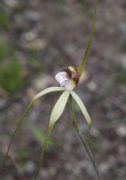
[32, 66, 91, 130]
[50, 66, 91, 128]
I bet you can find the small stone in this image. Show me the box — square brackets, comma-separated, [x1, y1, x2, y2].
[22, 161, 36, 175]
[23, 39, 47, 50]
[87, 81, 97, 92]
[24, 30, 38, 41]
[4, 0, 18, 8]
[3, 175, 13, 180]
[24, 11, 41, 21]
[90, 128, 100, 137]
[100, 162, 110, 173]
[49, 167, 57, 176]
[117, 22, 126, 36]
[40, 169, 49, 178]
[0, 98, 8, 110]
[65, 163, 73, 171]
[33, 75, 54, 90]
[117, 126, 126, 137]
[118, 145, 126, 155]
[119, 54, 126, 68]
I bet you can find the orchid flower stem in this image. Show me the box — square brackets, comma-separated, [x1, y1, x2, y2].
[78, 134, 102, 180]
[69, 95, 102, 180]
[78, 0, 98, 79]
[34, 126, 52, 180]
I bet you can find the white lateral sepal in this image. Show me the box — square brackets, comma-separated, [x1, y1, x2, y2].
[71, 91, 91, 127]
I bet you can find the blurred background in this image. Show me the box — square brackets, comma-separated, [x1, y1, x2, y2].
[0, 0, 126, 179]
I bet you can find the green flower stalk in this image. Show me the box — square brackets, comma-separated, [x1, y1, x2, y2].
[69, 95, 102, 180]
[79, 0, 98, 79]
[1, 0, 101, 179]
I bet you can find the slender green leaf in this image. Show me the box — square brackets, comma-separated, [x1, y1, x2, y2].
[49, 90, 70, 128]
[28, 124, 54, 149]
[33, 86, 64, 100]
[71, 91, 91, 128]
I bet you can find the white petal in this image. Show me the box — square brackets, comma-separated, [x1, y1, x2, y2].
[49, 91, 70, 127]
[33, 87, 64, 100]
[71, 91, 91, 128]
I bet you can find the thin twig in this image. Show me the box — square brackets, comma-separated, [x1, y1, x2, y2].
[8, 153, 27, 180]
[0, 147, 27, 180]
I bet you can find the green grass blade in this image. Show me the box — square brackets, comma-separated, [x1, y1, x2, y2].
[28, 124, 54, 149]
[71, 91, 91, 128]
[49, 90, 70, 128]
[78, 0, 98, 79]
